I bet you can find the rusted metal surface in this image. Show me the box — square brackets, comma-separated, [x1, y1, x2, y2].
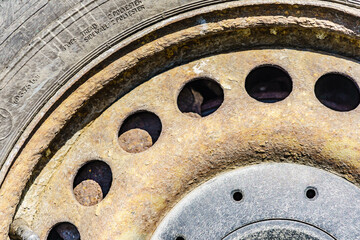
[0, 2, 360, 239]
[73, 180, 103, 207]
[13, 49, 360, 239]
[119, 129, 153, 154]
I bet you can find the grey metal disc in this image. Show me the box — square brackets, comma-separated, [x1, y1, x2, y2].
[152, 163, 360, 240]
[224, 219, 334, 240]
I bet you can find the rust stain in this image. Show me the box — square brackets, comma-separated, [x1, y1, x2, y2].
[14, 49, 360, 239]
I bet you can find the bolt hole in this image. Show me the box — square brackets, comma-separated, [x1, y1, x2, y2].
[305, 187, 318, 200]
[73, 161, 112, 206]
[232, 190, 243, 202]
[315, 73, 360, 111]
[176, 237, 185, 240]
[47, 222, 80, 240]
[118, 111, 162, 153]
[245, 65, 292, 103]
[177, 78, 224, 118]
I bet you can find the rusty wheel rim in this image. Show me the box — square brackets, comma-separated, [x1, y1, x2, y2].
[15, 48, 360, 239]
[2, 2, 360, 239]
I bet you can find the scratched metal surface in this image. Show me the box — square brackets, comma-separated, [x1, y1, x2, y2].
[153, 164, 360, 239]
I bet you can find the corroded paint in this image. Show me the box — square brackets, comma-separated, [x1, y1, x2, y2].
[0, 2, 360, 239]
[15, 49, 360, 239]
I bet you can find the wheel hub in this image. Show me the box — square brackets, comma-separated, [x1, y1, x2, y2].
[152, 164, 360, 240]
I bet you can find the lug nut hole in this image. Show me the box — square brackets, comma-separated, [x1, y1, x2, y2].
[305, 187, 318, 200]
[73, 161, 112, 206]
[177, 78, 224, 118]
[245, 65, 292, 103]
[176, 236, 185, 240]
[47, 222, 80, 240]
[118, 111, 162, 153]
[315, 73, 360, 111]
[232, 190, 243, 202]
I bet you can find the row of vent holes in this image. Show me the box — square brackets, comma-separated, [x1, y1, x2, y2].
[48, 65, 356, 238]
[175, 186, 319, 240]
[118, 79, 224, 154]
[119, 66, 360, 154]
[47, 161, 113, 239]
[246, 65, 360, 110]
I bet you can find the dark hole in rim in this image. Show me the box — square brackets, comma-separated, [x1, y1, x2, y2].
[47, 222, 80, 240]
[176, 237, 185, 240]
[73, 160, 112, 205]
[245, 65, 292, 103]
[315, 73, 360, 111]
[118, 111, 162, 153]
[305, 187, 317, 200]
[177, 78, 224, 117]
[232, 190, 243, 202]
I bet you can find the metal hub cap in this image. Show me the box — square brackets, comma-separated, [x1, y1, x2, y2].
[224, 220, 334, 240]
[152, 163, 360, 240]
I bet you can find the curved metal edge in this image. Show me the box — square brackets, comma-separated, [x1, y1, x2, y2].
[153, 163, 360, 239]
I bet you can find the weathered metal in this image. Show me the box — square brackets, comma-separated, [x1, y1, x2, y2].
[1, 1, 360, 239]
[153, 164, 360, 239]
[73, 180, 103, 207]
[13, 49, 360, 239]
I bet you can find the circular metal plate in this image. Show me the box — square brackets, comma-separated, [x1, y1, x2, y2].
[152, 163, 360, 239]
[224, 220, 334, 240]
